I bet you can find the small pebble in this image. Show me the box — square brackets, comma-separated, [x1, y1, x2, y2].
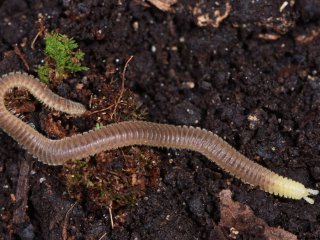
[310, 166, 320, 181]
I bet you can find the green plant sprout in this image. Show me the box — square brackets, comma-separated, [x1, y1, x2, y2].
[37, 32, 88, 83]
[95, 122, 103, 129]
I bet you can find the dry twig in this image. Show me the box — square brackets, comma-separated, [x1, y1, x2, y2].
[14, 45, 30, 71]
[12, 154, 33, 225]
[62, 202, 77, 240]
[110, 55, 133, 119]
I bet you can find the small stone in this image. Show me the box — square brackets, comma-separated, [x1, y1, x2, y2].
[169, 101, 202, 125]
[19, 224, 35, 240]
[76, 83, 84, 90]
[310, 166, 320, 181]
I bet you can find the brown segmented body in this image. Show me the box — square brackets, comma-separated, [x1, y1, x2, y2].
[0, 72, 318, 203]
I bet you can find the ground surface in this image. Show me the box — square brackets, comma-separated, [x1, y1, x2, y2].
[0, 0, 320, 239]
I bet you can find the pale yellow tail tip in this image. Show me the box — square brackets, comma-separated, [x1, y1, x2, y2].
[307, 188, 319, 195]
[302, 189, 319, 204]
[303, 197, 315, 204]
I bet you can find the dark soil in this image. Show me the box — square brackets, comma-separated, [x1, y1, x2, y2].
[1, 0, 320, 239]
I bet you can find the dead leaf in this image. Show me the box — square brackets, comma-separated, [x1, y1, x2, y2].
[192, 1, 231, 28]
[295, 29, 320, 45]
[219, 190, 297, 240]
[148, 0, 177, 12]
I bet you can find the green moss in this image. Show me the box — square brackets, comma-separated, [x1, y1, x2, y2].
[37, 64, 50, 84]
[95, 122, 103, 129]
[36, 32, 88, 83]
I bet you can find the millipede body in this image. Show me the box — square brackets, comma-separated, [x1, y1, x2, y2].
[0, 72, 318, 203]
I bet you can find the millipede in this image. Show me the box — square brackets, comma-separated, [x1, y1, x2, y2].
[0, 72, 318, 203]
